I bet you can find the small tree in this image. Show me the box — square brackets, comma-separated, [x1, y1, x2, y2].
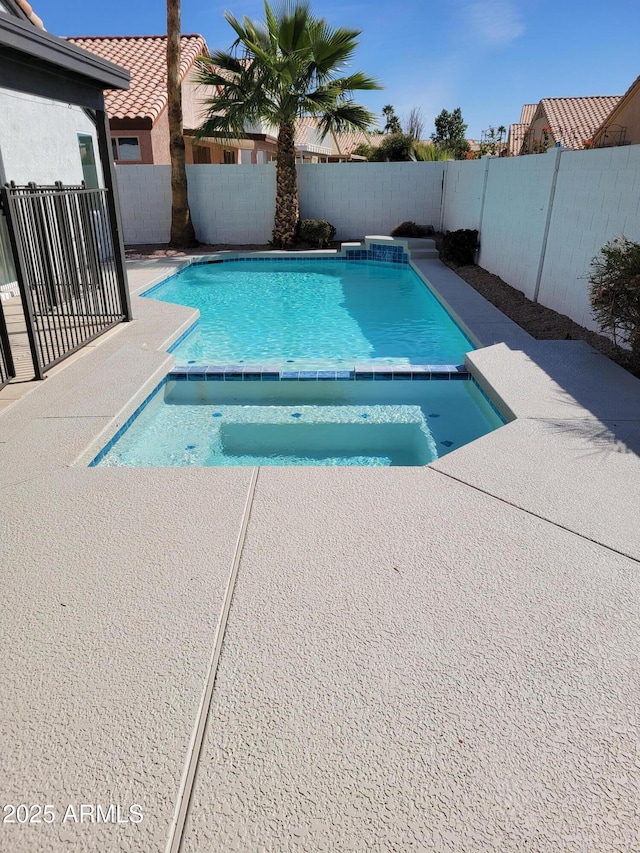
[589, 237, 640, 372]
[431, 107, 469, 159]
[404, 106, 424, 141]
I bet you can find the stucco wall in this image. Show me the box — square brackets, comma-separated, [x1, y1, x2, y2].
[182, 71, 210, 131]
[0, 89, 100, 185]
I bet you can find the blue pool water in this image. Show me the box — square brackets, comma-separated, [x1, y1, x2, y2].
[145, 260, 473, 366]
[95, 379, 504, 468]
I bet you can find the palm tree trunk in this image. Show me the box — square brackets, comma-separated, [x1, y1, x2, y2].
[272, 121, 299, 248]
[167, 0, 197, 248]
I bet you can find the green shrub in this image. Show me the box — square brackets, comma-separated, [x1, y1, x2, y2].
[589, 236, 640, 371]
[297, 219, 336, 248]
[441, 229, 479, 265]
[390, 221, 434, 238]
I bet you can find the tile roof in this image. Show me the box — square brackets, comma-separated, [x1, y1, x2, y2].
[539, 96, 621, 149]
[519, 104, 536, 125]
[66, 35, 207, 122]
[507, 123, 529, 156]
[16, 0, 44, 28]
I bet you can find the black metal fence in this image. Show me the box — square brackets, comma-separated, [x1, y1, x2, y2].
[0, 300, 14, 388]
[0, 181, 130, 379]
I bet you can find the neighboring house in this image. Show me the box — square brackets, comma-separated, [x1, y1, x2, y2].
[591, 75, 640, 148]
[506, 104, 536, 156]
[65, 34, 252, 166]
[68, 35, 374, 167]
[510, 97, 621, 155]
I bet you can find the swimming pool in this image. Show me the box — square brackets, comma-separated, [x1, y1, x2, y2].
[93, 377, 504, 468]
[144, 259, 473, 367]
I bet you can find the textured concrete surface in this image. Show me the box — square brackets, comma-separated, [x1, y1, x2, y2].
[432, 417, 640, 561]
[182, 468, 640, 852]
[1, 468, 253, 853]
[1, 255, 639, 852]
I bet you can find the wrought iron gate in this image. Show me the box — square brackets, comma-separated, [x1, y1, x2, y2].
[0, 181, 130, 380]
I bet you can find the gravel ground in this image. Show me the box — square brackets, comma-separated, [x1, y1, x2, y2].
[126, 241, 632, 374]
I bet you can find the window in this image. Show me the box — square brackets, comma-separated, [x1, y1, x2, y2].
[192, 145, 211, 165]
[77, 134, 99, 189]
[111, 136, 142, 162]
[223, 149, 236, 164]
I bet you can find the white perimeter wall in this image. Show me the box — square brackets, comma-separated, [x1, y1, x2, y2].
[116, 147, 640, 331]
[476, 151, 559, 301]
[298, 162, 444, 239]
[539, 146, 640, 328]
[116, 161, 444, 245]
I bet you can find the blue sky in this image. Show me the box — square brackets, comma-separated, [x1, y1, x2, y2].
[36, 0, 640, 139]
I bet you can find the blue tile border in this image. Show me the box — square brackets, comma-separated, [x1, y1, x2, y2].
[88, 377, 168, 466]
[167, 364, 470, 382]
[167, 320, 199, 354]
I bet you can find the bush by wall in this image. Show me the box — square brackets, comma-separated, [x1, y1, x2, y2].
[390, 221, 434, 238]
[589, 236, 640, 372]
[441, 229, 479, 265]
[297, 219, 336, 248]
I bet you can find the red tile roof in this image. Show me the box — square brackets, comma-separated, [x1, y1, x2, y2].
[16, 0, 44, 28]
[519, 104, 536, 125]
[66, 35, 207, 122]
[539, 96, 621, 149]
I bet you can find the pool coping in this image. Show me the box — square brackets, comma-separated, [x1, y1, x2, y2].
[2, 248, 640, 851]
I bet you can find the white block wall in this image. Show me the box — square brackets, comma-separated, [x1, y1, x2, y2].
[441, 159, 486, 232]
[538, 146, 640, 329]
[477, 150, 559, 300]
[298, 162, 444, 239]
[186, 164, 275, 244]
[116, 165, 172, 244]
[116, 148, 640, 333]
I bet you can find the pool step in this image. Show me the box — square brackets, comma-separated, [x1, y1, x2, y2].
[211, 405, 438, 465]
[341, 237, 439, 261]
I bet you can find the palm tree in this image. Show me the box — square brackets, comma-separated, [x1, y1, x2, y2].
[167, 0, 197, 248]
[194, 1, 380, 248]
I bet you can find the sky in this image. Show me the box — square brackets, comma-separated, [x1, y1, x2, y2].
[35, 0, 640, 139]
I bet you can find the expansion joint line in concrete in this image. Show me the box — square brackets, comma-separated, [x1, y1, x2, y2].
[166, 466, 260, 853]
[431, 467, 640, 566]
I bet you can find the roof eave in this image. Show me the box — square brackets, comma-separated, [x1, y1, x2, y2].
[0, 15, 130, 91]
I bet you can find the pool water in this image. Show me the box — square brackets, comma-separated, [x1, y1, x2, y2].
[95, 379, 504, 468]
[145, 260, 473, 366]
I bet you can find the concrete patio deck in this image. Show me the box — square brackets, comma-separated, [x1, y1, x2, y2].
[1, 255, 639, 852]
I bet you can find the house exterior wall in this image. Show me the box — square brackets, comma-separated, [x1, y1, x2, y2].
[0, 88, 101, 185]
[150, 109, 171, 165]
[110, 127, 154, 165]
[595, 88, 640, 147]
[181, 71, 209, 131]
